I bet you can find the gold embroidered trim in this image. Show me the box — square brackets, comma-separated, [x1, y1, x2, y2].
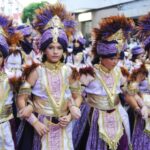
[98, 108, 123, 150]
[44, 61, 63, 72]
[39, 65, 68, 117]
[95, 66, 120, 106]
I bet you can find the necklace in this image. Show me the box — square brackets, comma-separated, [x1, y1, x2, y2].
[44, 61, 63, 73]
[96, 64, 119, 105]
[99, 64, 112, 74]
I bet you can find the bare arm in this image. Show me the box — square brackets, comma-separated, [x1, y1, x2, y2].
[17, 68, 49, 136]
[125, 94, 140, 110]
[17, 69, 38, 110]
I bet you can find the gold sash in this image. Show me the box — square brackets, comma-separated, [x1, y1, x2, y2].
[0, 72, 11, 120]
[33, 97, 68, 117]
[86, 94, 119, 110]
[37, 65, 69, 117]
[95, 66, 121, 106]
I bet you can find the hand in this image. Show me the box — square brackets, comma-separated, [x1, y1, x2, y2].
[80, 74, 94, 86]
[141, 106, 148, 120]
[59, 114, 72, 128]
[33, 121, 49, 136]
[134, 107, 141, 116]
[69, 105, 81, 119]
[19, 105, 33, 119]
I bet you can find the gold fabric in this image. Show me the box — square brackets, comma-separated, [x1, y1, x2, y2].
[0, 71, 12, 121]
[107, 29, 125, 51]
[86, 94, 119, 110]
[18, 81, 32, 95]
[0, 105, 13, 123]
[35, 65, 70, 117]
[95, 65, 121, 106]
[44, 15, 64, 43]
[33, 97, 68, 117]
[98, 108, 123, 150]
[44, 61, 63, 71]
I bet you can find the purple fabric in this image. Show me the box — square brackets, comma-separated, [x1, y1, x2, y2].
[40, 28, 68, 47]
[78, 37, 86, 45]
[117, 129, 129, 150]
[32, 130, 41, 150]
[32, 115, 44, 150]
[132, 116, 150, 150]
[73, 36, 86, 46]
[86, 108, 129, 150]
[96, 41, 118, 56]
[139, 79, 150, 93]
[72, 103, 91, 149]
[17, 26, 32, 36]
[86, 108, 107, 150]
[132, 46, 144, 55]
[0, 34, 9, 57]
[16, 120, 25, 146]
[0, 15, 11, 27]
[144, 36, 150, 47]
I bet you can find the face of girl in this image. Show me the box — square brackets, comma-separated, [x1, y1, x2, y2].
[136, 73, 146, 82]
[74, 41, 80, 48]
[137, 53, 145, 61]
[101, 56, 119, 70]
[45, 42, 63, 63]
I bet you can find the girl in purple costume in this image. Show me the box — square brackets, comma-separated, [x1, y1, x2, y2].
[75, 15, 135, 150]
[17, 3, 82, 150]
[0, 14, 19, 150]
[131, 12, 150, 150]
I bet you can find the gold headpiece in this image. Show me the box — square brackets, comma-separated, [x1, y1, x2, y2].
[107, 29, 125, 42]
[44, 15, 64, 43]
[107, 29, 126, 51]
[33, 3, 76, 47]
[44, 15, 64, 30]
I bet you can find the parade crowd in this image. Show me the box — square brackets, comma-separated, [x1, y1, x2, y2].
[0, 2, 150, 150]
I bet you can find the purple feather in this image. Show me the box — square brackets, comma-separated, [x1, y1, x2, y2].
[0, 15, 12, 28]
[63, 20, 77, 28]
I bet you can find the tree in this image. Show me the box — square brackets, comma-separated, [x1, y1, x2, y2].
[21, 1, 48, 23]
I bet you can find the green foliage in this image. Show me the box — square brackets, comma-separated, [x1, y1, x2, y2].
[21, 1, 48, 23]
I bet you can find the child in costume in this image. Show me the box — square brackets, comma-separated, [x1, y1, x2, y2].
[73, 15, 134, 150]
[0, 14, 18, 150]
[130, 45, 145, 71]
[130, 12, 150, 150]
[17, 3, 82, 150]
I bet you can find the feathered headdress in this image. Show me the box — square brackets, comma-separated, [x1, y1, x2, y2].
[136, 12, 150, 49]
[17, 25, 32, 37]
[33, 3, 76, 33]
[130, 63, 148, 81]
[73, 31, 86, 45]
[92, 15, 134, 58]
[7, 27, 23, 50]
[0, 14, 13, 58]
[98, 15, 134, 41]
[32, 3, 76, 51]
[0, 14, 12, 30]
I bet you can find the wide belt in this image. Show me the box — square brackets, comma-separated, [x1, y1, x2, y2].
[86, 94, 119, 111]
